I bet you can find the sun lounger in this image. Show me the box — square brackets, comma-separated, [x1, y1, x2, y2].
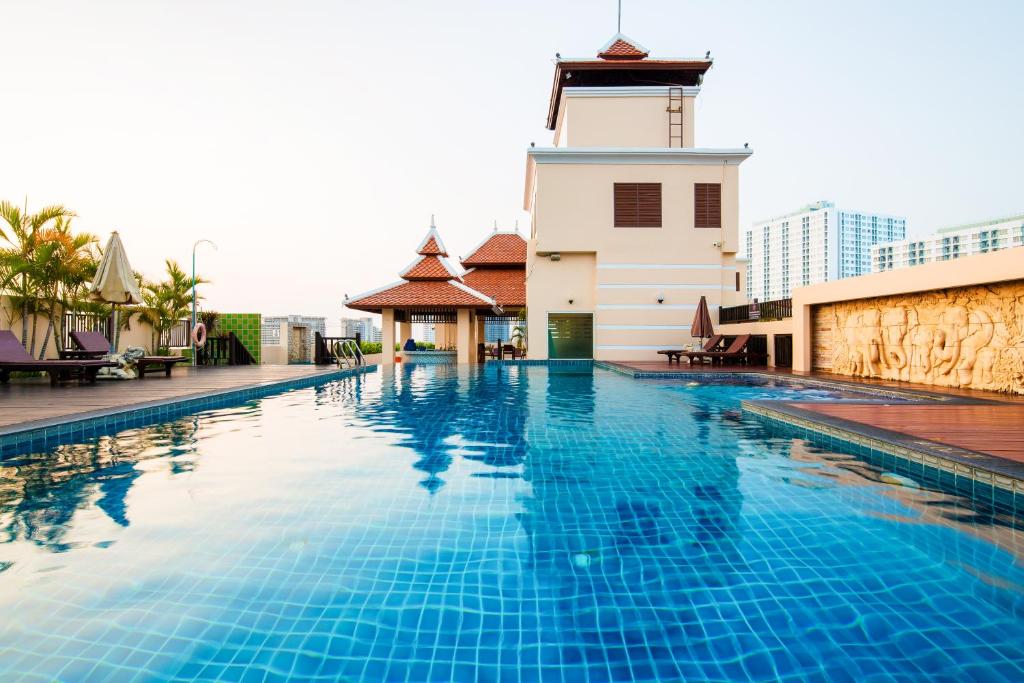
[68, 330, 187, 378]
[657, 334, 723, 364]
[0, 331, 116, 386]
[682, 334, 767, 366]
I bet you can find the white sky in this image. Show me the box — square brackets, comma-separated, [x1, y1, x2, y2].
[3, 0, 1021, 330]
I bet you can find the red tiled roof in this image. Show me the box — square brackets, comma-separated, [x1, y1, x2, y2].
[461, 232, 527, 268]
[346, 280, 493, 312]
[401, 255, 460, 281]
[598, 38, 648, 60]
[419, 236, 446, 256]
[461, 268, 525, 307]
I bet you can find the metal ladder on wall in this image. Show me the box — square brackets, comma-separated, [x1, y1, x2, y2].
[333, 339, 364, 369]
[667, 86, 683, 148]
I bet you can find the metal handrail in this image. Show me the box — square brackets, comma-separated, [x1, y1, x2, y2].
[332, 339, 363, 368]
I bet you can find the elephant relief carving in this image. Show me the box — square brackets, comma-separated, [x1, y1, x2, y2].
[880, 306, 909, 380]
[841, 309, 883, 377]
[816, 282, 1022, 394]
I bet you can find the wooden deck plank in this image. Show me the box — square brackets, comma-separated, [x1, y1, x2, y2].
[0, 365, 341, 430]
[792, 403, 1024, 463]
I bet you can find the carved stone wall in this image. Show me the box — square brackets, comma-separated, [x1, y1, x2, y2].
[811, 280, 1024, 394]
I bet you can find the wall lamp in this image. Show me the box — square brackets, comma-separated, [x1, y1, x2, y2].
[657, 292, 665, 304]
[550, 252, 561, 261]
[568, 298, 574, 305]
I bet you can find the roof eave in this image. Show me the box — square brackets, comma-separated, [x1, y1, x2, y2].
[545, 58, 713, 129]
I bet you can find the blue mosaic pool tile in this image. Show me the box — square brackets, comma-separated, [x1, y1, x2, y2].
[0, 364, 1021, 681]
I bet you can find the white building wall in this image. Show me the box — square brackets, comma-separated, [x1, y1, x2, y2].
[744, 201, 905, 300]
[872, 215, 1024, 272]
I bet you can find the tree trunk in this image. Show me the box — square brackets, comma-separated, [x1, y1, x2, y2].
[29, 302, 38, 358]
[38, 318, 53, 360]
[19, 300, 28, 349]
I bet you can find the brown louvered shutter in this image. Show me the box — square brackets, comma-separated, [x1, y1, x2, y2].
[694, 183, 722, 228]
[614, 183, 661, 228]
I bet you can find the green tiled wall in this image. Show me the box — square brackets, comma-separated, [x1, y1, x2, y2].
[217, 313, 261, 364]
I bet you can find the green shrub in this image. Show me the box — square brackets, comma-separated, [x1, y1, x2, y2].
[415, 342, 435, 350]
[360, 342, 383, 355]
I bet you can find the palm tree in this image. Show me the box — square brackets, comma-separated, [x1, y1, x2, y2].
[30, 217, 99, 358]
[0, 200, 76, 354]
[138, 260, 205, 354]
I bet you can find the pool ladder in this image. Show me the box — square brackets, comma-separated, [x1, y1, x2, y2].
[333, 339, 364, 369]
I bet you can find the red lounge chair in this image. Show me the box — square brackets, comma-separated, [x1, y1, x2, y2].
[682, 334, 765, 366]
[68, 330, 187, 378]
[0, 331, 116, 386]
[658, 334, 723, 364]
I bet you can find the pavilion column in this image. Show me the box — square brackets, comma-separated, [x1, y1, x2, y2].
[456, 309, 472, 364]
[476, 316, 486, 361]
[381, 309, 396, 366]
[399, 320, 412, 347]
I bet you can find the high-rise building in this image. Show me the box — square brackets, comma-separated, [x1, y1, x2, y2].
[872, 214, 1024, 272]
[340, 316, 380, 342]
[743, 201, 905, 301]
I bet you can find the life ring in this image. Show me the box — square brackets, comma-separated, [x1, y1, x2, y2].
[191, 323, 207, 348]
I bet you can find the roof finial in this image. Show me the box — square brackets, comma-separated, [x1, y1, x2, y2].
[515, 219, 520, 232]
[617, 0, 622, 33]
[430, 213, 435, 229]
[493, 220, 498, 232]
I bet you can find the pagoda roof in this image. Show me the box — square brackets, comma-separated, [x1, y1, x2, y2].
[345, 279, 495, 313]
[461, 268, 525, 308]
[460, 231, 527, 268]
[399, 254, 462, 281]
[597, 33, 649, 60]
[345, 221, 501, 312]
[416, 226, 448, 256]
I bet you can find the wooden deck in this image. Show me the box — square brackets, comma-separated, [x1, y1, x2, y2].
[0, 364, 341, 434]
[792, 403, 1024, 464]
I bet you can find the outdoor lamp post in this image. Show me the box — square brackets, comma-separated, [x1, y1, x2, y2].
[192, 239, 217, 366]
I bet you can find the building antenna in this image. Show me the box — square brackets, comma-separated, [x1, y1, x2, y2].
[617, 0, 622, 32]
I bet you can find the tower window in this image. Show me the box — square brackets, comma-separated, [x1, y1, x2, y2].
[694, 183, 721, 228]
[613, 183, 662, 228]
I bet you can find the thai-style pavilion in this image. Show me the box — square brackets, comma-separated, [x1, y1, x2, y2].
[344, 222, 526, 364]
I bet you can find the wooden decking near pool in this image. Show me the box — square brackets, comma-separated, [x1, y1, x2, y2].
[791, 403, 1024, 465]
[607, 360, 1024, 471]
[0, 364, 342, 434]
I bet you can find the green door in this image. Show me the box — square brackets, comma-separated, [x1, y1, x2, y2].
[547, 313, 593, 359]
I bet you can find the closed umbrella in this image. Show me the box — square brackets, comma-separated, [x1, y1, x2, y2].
[90, 232, 143, 353]
[690, 295, 714, 344]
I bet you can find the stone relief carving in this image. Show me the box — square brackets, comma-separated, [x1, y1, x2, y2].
[815, 281, 1024, 394]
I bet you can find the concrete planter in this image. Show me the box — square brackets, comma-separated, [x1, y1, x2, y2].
[401, 350, 457, 365]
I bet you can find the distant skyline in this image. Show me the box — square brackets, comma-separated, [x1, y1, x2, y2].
[3, 0, 1022, 329]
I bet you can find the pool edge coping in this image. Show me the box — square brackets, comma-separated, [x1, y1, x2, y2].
[0, 365, 376, 457]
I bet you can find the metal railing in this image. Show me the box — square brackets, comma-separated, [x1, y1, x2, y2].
[196, 332, 255, 366]
[719, 298, 793, 324]
[167, 319, 191, 348]
[315, 332, 361, 365]
[62, 312, 112, 350]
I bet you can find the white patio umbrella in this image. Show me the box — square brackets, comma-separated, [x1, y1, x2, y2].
[89, 231, 143, 353]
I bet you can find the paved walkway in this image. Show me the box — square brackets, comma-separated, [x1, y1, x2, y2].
[0, 364, 340, 434]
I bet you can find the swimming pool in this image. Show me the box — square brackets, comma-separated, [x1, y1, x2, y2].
[0, 364, 1021, 681]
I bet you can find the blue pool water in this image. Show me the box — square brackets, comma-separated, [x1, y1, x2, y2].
[0, 365, 1022, 682]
